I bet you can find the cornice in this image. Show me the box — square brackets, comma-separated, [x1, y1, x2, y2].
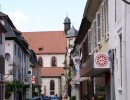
[75, 17, 91, 44]
[83, 0, 103, 22]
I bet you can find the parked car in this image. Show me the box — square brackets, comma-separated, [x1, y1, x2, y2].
[28, 96, 41, 100]
[50, 96, 59, 100]
[42, 96, 49, 100]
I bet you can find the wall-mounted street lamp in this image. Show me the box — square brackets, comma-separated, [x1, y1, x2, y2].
[0, 69, 13, 81]
[1, 62, 16, 81]
[0, 53, 16, 81]
[5, 53, 11, 61]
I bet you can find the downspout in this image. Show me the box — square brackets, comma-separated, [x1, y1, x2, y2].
[109, 49, 116, 100]
[122, 1, 127, 100]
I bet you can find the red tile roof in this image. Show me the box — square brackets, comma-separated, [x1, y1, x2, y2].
[22, 31, 66, 54]
[41, 67, 64, 77]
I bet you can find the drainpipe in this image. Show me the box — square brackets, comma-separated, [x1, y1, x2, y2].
[109, 49, 115, 100]
[122, 1, 127, 100]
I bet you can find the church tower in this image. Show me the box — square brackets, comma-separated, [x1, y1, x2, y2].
[63, 16, 71, 35]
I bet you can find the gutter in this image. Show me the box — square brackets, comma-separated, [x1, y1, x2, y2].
[83, 0, 91, 17]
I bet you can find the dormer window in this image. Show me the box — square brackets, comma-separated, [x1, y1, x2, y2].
[39, 47, 43, 51]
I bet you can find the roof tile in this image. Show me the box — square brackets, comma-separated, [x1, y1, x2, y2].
[41, 67, 64, 77]
[22, 31, 67, 54]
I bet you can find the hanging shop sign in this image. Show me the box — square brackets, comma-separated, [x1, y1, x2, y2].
[94, 53, 109, 68]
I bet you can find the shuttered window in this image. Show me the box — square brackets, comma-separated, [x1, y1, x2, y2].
[101, 3, 105, 38]
[94, 20, 97, 48]
[87, 0, 109, 52]
[106, 0, 109, 35]
[95, 0, 109, 43]
[104, 0, 109, 39]
[88, 29, 92, 55]
[96, 11, 101, 44]
[91, 23, 95, 52]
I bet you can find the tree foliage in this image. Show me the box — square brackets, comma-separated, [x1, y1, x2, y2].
[5, 80, 30, 99]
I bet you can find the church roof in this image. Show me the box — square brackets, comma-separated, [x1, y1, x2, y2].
[0, 11, 8, 17]
[22, 31, 67, 54]
[64, 16, 71, 24]
[0, 11, 16, 29]
[66, 26, 78, 37]
[41, 67, 64, 77]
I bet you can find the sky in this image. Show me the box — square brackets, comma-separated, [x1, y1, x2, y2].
[0, 0, 87, 32]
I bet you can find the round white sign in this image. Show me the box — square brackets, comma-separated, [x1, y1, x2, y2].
[95, 54, 108, 67]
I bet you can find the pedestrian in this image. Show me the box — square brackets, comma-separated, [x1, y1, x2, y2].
[59, 94, 62, 100]
[60, 94, 62, 100]
[91, 96, 96, 100]
[55, 93, 58, 97]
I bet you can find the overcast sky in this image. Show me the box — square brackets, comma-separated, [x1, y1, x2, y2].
[0, 0, 87, 32]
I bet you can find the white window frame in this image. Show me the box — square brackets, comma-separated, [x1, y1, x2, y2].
[118, 33, 122, 91]
[91, 21, 95, 52]
[101, 2, 105, 38]
[96, 10, 102, 46]
[93, 20, 98, 49]
[104, 0, 109, 41]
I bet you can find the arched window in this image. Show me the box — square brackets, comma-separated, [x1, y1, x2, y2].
[50, 80, 55, 95]
[44, 85, 46, 95]
[51, 56, 57, 67]
[38, 56, 43, 67]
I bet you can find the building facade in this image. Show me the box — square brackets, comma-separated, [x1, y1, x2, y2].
[70, 0, 110, 100]
[63, 16, 79, 99]
[0, 11, 31, 100]
[109, 0, 130, 100]
[0, 20, 6, 100]
[22, 31, 66, 97]
[70, 0, 130, 100]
